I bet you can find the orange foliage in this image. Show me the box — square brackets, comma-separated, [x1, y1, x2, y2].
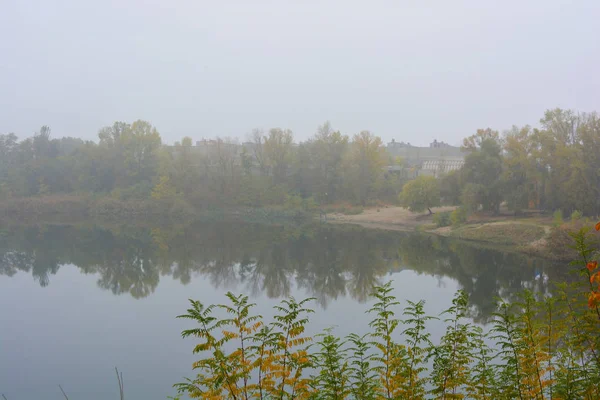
[588, 292, 600, 308]
[586, 261, 597, 271]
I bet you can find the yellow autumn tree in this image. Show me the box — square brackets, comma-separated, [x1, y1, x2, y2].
[151, 175, 176, 200]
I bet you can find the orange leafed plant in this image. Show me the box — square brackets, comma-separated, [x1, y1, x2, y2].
[587, 261, 598, 271]
[588, 292, 600, 308]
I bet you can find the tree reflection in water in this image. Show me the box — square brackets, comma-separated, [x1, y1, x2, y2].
[0, 222, 567, 322]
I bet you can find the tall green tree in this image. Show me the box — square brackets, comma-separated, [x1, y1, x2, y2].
[246, 128, 268, 176]
[97, 120, 162, 192]
[123, 120, 162, 182]
[310, 121, 349, 203]
[531, 108, 597, 215]
[205, 138, 242, 201]
[264, 128, 294, 185]
[439, 171, 462, 206]
[345, 131, 386, 206]
[461, 129, 504, 213]
[169, 136, 199, 196]
[399, 175, 440, 214]
[503, 125, 537, 213]
[576, 112, 600, 215]
[0, 133, 20, 196]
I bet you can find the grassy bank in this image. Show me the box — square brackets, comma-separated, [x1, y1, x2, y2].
[437, 222, 547, 245]
[433, 217, 600, 261]
[0, 194, 312, 225]
[326, 205, 600, 260]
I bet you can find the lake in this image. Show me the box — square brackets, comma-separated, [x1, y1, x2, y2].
[0, 221, 565, 399]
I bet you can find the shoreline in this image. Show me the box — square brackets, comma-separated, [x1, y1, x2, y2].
[0, 195, 579, 261]
[0, 194, 312, 225]
[323, 206, 566, 261]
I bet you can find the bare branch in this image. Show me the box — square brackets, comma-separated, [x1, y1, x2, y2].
[115, 367, 124, 400]
[2, 394, 9, 400]
[59, 385, 69, 400]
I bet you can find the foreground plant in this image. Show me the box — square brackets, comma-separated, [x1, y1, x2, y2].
[175, 230, 600, 399]
[429, 290, 474, 399]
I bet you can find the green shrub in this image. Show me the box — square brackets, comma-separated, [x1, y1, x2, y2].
[571, 209, 583, 221]
[0, 194, 90, 219]
[460, 183, 484, 213]
[112, 181, 153, 201]
[168, 197, 196, 219]
[262, 184, 288, 206]
[547, 225, 579, 260]
[450, 207, 468, 226]
[301, 196, 318, 212]
[342, 206, 363, 215]
[284, 194, 303, 210]
[433, 211, 451, 227]
[233, 177, 288, 207]
[92, 198, 148, 218]
[553, 209, 564, 226]
[452, 223, 545, 245]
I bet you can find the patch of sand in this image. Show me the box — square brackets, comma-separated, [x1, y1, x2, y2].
[431, 226, 453, 236]
[326, 206, 456, 230]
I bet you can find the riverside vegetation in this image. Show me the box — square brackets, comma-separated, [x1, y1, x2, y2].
[172, 226, 600, 400]
[0, 121, 397, 220]
[3, 108, 600, 224]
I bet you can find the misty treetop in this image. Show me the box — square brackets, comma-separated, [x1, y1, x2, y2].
[2, 108, 600, 217]
[431, 108, 600, 217]
[0, 120, 399, 208]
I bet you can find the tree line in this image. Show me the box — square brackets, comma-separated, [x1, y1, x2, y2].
[0, 121, 399, 209]
[2, 107, 599, 216]
[400, 108, 600, 219]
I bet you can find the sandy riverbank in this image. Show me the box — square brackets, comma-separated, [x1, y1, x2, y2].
[325, 206, 557, 258]
[325, 206, 457, 231]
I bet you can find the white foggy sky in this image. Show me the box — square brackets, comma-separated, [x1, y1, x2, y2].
[1, 0, 599, 146]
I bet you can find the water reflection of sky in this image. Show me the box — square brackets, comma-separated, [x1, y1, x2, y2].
[0, 222, 565, 399]
[1, 265, 462, 400]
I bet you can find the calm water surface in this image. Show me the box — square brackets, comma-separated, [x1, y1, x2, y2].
[0, 222, 565, 399]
